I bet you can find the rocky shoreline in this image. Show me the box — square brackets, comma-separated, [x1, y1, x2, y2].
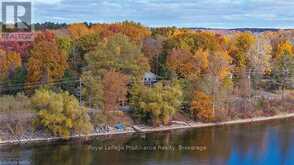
[1, 113, 294, 146]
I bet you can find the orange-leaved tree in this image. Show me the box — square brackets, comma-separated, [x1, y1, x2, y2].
[191, 91, 214, 122]
[0, 49, 22, 79]
[27, 31, 68, 83]
[67, 23, 92, 40]
[102, 70, 129, 112]
[195, 50, 233, 120]
[89, 21, 151, 44]
[167, 48, 202, 80]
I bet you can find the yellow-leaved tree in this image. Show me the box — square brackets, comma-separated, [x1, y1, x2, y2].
[228, 32, 256, 71]
[275, 40, 293, 59]
[130, 81, 183, 126]
[32, 88, 93, 138]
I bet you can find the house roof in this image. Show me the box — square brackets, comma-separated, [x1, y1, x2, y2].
[144, 72, 157, 78]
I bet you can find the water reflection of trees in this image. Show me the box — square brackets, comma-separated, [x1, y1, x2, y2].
[30, 142, 93, 165]
[226, 124, 268, 163]
[276, 119, 294, 165]
[27, 124, 285, 165]
[3, 119, 293, 165]
[226, 120, 294, 164]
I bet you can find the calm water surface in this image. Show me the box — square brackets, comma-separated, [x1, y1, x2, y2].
[0, 119, 294, 165]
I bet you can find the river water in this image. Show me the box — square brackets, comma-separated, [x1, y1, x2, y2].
[0, 119, 294, 165]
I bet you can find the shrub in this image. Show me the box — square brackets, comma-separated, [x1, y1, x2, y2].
[0, 93, 32, 113]
[0, 94, 33, 137]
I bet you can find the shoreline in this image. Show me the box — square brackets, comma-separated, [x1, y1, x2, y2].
[1, 113, 294, 146]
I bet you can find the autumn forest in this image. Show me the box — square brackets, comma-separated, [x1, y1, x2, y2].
[0, 21, 293, 139]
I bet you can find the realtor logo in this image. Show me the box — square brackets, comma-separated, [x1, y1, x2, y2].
[1, 2, 33, 41]
[2, 2, 32, 31]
